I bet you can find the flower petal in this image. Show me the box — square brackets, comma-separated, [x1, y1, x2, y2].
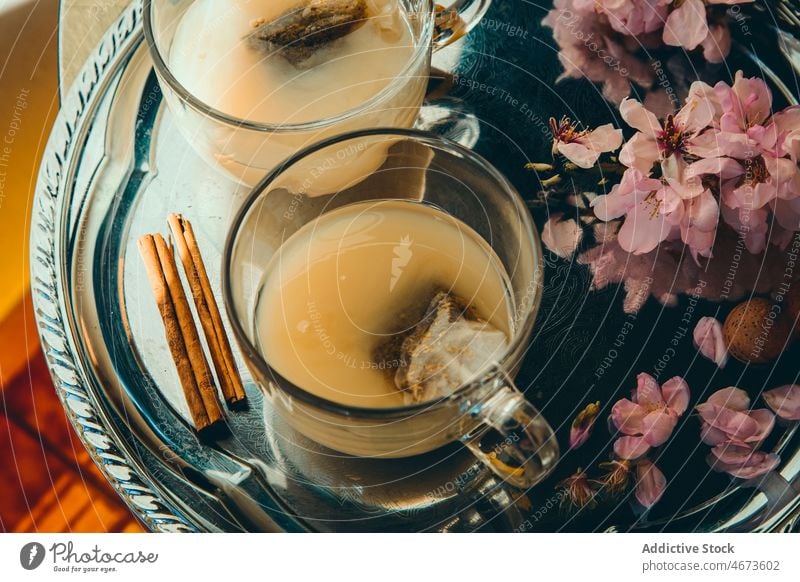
[558, 142, 600, 169]
[585, 124, 623, 153]
[635, 372, 664, 407]
[611, 398, 646, 434]
[707, 387, 750, 411]
[693, 317, 728, 368]
[708, 449, 780, 480]
[635, 459, 666, 508]
[620, 98, 662, 136]
[663, 0, 710, 51]
[619, 132, 662, 173]
[662, 376, 691, 416]
[700, 422, 732, 446]
[747, 409, 776, 444]
[614, 436, 651, 460]
[542, 215, 583, 258]
[763, 384, 800, 421]
[641, 409, 678, 447]
[696, 402, 760, 443]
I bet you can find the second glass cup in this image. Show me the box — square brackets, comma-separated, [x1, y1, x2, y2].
[144, 0, 492, 186]
[223, 129, 559, 489]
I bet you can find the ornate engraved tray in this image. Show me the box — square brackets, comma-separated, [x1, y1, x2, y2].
[31, 0, 800, 531]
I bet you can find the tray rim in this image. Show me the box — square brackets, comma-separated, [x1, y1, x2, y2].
[30, 0, 196, 532]
[31, 0, 800, 533]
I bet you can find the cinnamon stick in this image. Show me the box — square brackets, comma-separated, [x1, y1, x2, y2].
[137, 235, 213, 431]
[153, 234, 225, 426]
[167, 214, 246, 404]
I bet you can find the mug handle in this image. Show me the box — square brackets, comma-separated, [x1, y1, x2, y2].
[462, 369, 559, 489]
[431, 0, 492, 50]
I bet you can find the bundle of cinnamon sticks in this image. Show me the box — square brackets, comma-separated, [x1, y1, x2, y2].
[138, 214, 246, 433]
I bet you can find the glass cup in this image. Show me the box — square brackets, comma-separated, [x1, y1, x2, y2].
[143, 0, 492, 186]
[223, 129, 559, 489]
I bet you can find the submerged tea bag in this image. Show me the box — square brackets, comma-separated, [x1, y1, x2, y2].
[248, 0, 369, 65]
[378, 291, 509, 405]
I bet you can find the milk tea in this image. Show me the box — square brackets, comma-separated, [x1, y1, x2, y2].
[169, 0, 416, 124]
[255, 200, 515, 408]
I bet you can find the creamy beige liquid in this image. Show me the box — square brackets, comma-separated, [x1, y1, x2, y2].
[255, 200, 515, 408]
[169, 0, 415, 124]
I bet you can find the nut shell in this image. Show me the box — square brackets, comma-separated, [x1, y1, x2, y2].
[723, 298, 792, 364]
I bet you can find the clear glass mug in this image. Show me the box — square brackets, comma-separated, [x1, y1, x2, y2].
[143, 0, 493, 187]
[223, 129, 559, 488]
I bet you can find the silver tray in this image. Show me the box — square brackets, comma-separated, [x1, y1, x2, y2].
[32, 0, 800, 532]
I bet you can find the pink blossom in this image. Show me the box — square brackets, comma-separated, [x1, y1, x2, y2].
[611, 373, 690, 460]
[716, 70, 773, 134]
[618, 82, 719, 173]
[592, 159, 718, 258]
[542, 0, 657, 103]
[707, 443, 780, 479]
[763, 384, 800, 421]
[601, 0, 671, 36]
[698, 387, 780, 479]
[552, 119, 623, 168]
[696, 387, 775, 447]
[569, 401, 602, 450]
[635, 458, 666, 508]
[578, 222, 795, 314]
[693, 316, 728, 367]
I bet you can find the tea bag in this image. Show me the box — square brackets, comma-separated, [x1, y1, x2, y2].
[248, 0, 369, 66]
[378, 291, 509, 405]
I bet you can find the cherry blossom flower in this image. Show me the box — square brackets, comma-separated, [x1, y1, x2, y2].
[763, 384, 800, 421]
[551, 117, 623, 168]
[618, 81, 719, 173]
[697, 387, 779, 479]
[592, 159, 718, 258]
[611, 373, 690, 460]
[696, 387, 775, 447]
[693, 316, 728, 367]
[570, 401, 602, 450]
[542, 0, 657, 103]
[635, 458, 666, 508]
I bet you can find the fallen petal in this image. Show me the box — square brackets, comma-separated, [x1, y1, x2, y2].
[763, 384, 800, 421]
[635, 459, 666, 508]
[693, 317, 728, 368]
[569, 401, 601, 450]
[542, 215, 584, 258]
[706, 387, 750, 411]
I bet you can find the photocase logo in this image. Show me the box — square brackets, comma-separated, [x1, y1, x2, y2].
[390, 235, 413, 292]
[19, 542, 46, 570]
